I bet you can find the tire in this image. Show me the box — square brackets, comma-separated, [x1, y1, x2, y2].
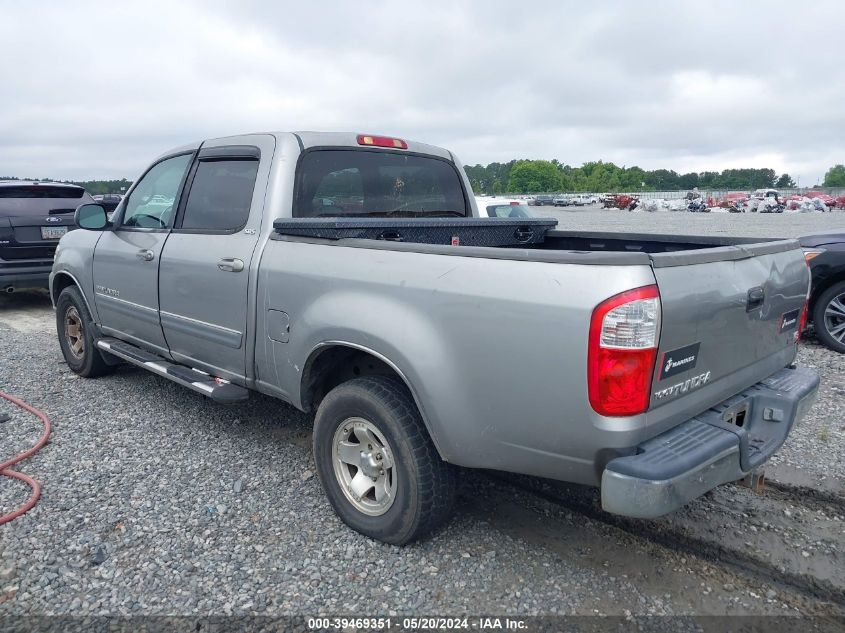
[56, 286, 114, 377]
[813, 281, 845, 353]
[313, 375, 456, 544]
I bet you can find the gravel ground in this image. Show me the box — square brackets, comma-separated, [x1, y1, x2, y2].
[1, 313, 819, 618]
[1, 210, 844, 619]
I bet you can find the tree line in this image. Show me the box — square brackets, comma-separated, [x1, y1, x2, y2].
[4, 162, 844, 196]
[465, 160, 845, 194]
[0, 176, 133, 195]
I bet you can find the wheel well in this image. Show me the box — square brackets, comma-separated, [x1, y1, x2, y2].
[51, 273, 77, 306]
[301, 346, 405, 413]
[809, 275, 845, 320]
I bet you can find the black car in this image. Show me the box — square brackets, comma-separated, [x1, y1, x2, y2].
[0, 181, 93, 292]
[530, 194, 555, 207]
[799, 230, 845, 352]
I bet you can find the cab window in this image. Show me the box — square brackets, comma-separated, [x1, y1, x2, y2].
[295, 150, 467, 217]
[121, 154, 192, 229]
[179, 159, 260, 231]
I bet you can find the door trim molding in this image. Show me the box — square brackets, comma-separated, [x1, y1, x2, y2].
[160, 310, 243, 349]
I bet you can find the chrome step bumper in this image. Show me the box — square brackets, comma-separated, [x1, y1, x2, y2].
[601, 366, 819, 518]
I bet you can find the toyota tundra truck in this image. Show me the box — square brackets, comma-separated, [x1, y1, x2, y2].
[50, 132, 818, 544]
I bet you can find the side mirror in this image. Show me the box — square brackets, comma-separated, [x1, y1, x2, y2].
[75, 204, 109, 230]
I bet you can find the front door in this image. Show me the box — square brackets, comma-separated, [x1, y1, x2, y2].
[93, 153, 193, 354]
[158, 135, 274, 381]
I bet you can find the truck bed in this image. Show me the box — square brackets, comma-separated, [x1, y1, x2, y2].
[273, 218, 797, 267]
[273, 217, 558, 247]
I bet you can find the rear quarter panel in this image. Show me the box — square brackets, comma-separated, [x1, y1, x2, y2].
[255, 239, 657, 485]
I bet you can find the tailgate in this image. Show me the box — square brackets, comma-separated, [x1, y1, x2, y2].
[0, 214, 76, 260]
[650, 240, 808, 410]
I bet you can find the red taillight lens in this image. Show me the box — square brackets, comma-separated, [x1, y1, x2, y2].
[357, 134, 408, 149]
[796, 303, 808, 342]
[588, 285, 661, 417]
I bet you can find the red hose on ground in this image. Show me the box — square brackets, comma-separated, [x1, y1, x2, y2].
[0, 390, 52, 525]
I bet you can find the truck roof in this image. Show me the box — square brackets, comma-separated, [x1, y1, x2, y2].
[154, 132, 454, 163]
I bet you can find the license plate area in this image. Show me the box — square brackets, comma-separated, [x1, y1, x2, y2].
[41, 226, 68, 240]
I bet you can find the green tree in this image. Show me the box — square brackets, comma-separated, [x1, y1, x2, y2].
[823, 165, 845, 187]
[775, 173, 796, 188]
[506, 160, 560, 193]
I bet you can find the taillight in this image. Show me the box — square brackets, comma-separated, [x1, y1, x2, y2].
[796, 303, 808, 342]
[588, 285, 661, 416]
[796, 253, 813, 342]
[357, 134, 408, 149]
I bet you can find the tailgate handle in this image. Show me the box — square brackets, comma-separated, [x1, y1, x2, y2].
[746, 286, 765, 311]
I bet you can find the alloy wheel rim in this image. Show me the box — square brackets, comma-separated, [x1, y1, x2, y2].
[331, 417, 397, 516]
[823, 293, 845, 344]
[65, 306, 85, 359]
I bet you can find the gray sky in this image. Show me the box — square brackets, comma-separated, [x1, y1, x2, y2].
[1, 0, 843, 184]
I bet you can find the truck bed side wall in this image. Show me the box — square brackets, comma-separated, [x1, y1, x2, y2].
[255, 239, 657, 485]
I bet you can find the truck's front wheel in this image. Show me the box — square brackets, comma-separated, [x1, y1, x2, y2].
[313, 375, 456, 544]
[56, 286, 113, 377]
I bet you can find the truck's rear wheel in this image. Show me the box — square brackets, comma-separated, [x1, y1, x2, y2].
[313, 375, 456, 544]
[813, 280, 845, 353]
[56, 286, 113, 377]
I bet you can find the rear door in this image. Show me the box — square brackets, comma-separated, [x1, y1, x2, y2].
[650, 243, 809, 409]
[93, 153, 193, 354]
[157, 134, 274, 382]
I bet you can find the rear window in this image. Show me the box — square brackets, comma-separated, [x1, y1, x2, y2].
[0, 185, 85, 199]
[294, 150, 467, 218]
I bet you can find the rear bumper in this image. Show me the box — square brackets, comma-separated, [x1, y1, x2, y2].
[0, 261, 52, 289]
[601, 366, 819, 518]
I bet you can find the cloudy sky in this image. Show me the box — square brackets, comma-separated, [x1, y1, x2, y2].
[1, 1, 843, 184]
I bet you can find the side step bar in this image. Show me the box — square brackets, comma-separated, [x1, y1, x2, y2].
[96, 337, 249, 404]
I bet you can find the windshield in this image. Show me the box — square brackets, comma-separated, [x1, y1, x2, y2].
[294, 149, 468, 218]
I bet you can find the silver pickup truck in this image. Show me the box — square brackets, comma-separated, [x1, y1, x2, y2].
[51, 132, 819, 544]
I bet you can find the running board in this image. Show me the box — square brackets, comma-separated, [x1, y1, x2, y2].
[96, 337, 249, 404]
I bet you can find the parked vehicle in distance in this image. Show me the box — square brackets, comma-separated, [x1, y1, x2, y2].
[758, 199, 784, 214]
[52, 131, 817, 544]
[530, 194, 555, 206]
[475, 196, 534, 218]
[92, 194, 123, 213]
[553, 195, 570, 207]
[0, 181, 94, 292]
[804, 191, 837, 209]
[718, 192, 748, 209]
[800, 230, 845, 353]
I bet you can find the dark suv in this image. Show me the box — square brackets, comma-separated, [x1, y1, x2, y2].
[530, 194, 555, 206]
[0, 181, 93, 292]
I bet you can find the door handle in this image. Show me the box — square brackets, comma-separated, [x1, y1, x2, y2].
[136, 249, 155, 262]
[217, 257, 244, 273]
